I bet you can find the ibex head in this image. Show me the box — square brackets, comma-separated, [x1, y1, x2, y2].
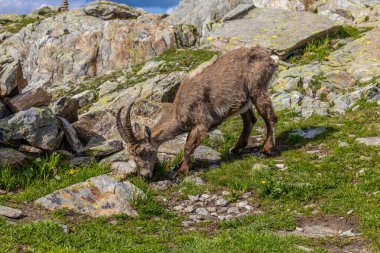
[117, 103, 157, 178]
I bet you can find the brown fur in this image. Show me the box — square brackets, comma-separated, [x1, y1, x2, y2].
[118, 46, 278, 178]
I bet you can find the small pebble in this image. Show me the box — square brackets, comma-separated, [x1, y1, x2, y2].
[184, 206, 194, 213]
[60, 224, 70, 234]
[222, 191, 230, 196]
[227, 207, 240, 214]
[188, 195, 199, 202]
[215, 198, 228, 206]
[207, 207, 217, 212]
[275, 164, 287, 170]
[182, 221, 193, 227]
[196, 208, 209, 216]
[347, 209, 354, 215]
[236, 201, 248, 208]
[241, 192, 251, 199]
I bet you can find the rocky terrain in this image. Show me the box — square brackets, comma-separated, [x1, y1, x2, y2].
[0, 0, 379, 252]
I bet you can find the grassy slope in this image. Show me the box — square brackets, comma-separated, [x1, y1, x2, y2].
[0, 101, 379, 252]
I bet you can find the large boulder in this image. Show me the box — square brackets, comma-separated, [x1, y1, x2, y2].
[36, 175, 144, 217]
[206, 8, 340, 57]
[0, 8, 181, 92]
[84, 1, 141, 20]
[72, 110, 121, 145]
[5, 87, 52, 113]
[167, 0, 321, 35]
[167, 0, 253, 35]
[0, 107, 61, 150]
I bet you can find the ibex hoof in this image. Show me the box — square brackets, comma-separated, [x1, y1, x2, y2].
[229, 147, 241, 156]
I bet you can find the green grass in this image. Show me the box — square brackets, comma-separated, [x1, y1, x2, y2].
[289, 25, 373, 65]
[0, 102, 379, 252]
[0, 154, 109, 204]
[3, 16, 41, 34]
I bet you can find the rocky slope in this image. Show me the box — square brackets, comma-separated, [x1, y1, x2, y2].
[0, 0, 379, 220]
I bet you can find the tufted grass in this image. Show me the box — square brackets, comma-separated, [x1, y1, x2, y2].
[0, 102, 379, 252]
[288, 25, 373, 65]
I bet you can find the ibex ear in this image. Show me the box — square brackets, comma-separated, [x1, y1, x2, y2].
[134, 123, 142, 132]
[144, 126, 152, 142]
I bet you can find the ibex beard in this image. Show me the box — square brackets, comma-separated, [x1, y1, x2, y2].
[117, 46, 279, 178]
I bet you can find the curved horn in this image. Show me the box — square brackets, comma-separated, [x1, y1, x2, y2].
[116, 102, 138, 145]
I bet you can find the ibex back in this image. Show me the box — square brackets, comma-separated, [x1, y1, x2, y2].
[117, 46, 279, 178]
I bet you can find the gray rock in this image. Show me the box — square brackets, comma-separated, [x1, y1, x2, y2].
[150, 180, 172, 191]
[207, 129, 224, 144]
[227, 207, 240, 214]
[167, 0, 252, 34]
[272, 91, 303, 111]
[36, 175, 144, 217]
[100, 150, 138, 178]
[83, 1, 140, 20]
[0, 107, 61, 150]
[207, 8, 340, 57]
[72, 90, 97, 108]
[0, 205, 23, 218]
[73, 110, 121, 145]
[290, 127, 327, 139]
[57, 117, 83, 153]
[69, 156, 95, 167]
[196, 207, 209, 216]
[183, 176, 205, 186]
[0, 148, 31, 167]
[215, 198, 228, 207]
[0, 60, 27, 97]
[98, 81, 119, 98]
[158, 134, 187, 162]
[137, 60, 165, 75]
[52, 97, 80, 123]
[193, 145, 222, 164]
[356, 137, 380, 147]
[316, 0, 374, 23]
[222, 3, 256, 21]
[82, 140, 123, 157]
[18, 145, 43, 155]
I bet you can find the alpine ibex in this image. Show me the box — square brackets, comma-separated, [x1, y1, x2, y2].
[117, 46, 279, 178]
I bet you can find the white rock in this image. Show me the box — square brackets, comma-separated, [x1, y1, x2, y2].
[0, 205, 23, 218]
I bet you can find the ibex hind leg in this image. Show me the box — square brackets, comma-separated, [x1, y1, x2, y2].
[230, 109, 257, 154]
[254, 92, 278, 155]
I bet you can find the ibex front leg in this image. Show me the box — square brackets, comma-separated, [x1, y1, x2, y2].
[178, 125, 208, 175]
[254, 92, 278, 155]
